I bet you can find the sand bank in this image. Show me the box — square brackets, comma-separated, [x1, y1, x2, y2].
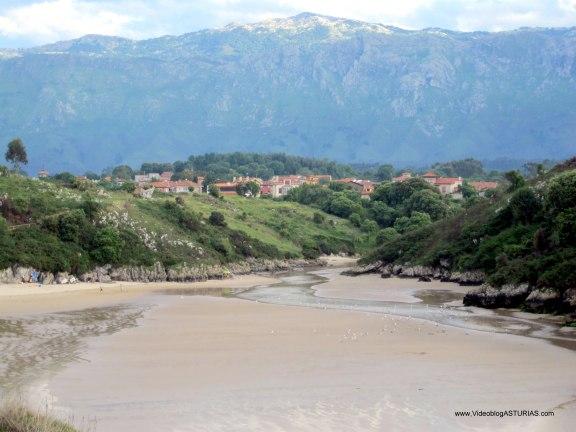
[40, 294, 576, 432]
[312, 267, 469, 304]
[0, 274, 279, 315]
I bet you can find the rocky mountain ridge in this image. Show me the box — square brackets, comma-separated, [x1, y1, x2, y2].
[1, 13, 575, 173]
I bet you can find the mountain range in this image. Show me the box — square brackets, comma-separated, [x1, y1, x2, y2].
[0, 13, 575, 173]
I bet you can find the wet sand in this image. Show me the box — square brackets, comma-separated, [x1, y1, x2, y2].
[312, 270, 468, 304]
[43, 295, 576, 432]
[2, 264, 576, 431]
[0, 275, 278, 315]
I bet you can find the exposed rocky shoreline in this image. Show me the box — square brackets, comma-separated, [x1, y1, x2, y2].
[0, 258, 325, 285]
[343, 261, 576, 315]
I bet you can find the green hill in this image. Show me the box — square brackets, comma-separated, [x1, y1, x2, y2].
[0, 174, 367, 282]
[362, 158, 576, 315]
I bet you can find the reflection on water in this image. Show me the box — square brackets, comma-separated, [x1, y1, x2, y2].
[236, 269, 576, 351]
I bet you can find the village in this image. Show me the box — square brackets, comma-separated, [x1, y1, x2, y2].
[38, 167, 499, 200]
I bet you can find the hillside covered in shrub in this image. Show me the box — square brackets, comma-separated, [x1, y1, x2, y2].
[362, 158, 576, 314]
[0, 174, 367, 282]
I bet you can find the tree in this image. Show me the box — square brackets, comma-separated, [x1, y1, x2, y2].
[375, 164, 395, 182]
[508, 187, 542, 224]
[5, 138, 28, 171]
[112, 165, 134, 180]
[203, 173, 218, 192]
[432, 158, 484, 178]
[121, 182, 136, 193]
[369, 201, 399, 228]
[376, 227, 400, 243]
[504, 171, 525, 192]
[85, 171, 100, 180]
[403, 189, 448, 220]
[546, 170, 576, 214]
[236, 181, 260, 197]
[371, 178, 434, 207]
[393, 212, 432, 234]
[460, 181, 478, 200]
[329, 195, 361, 218]
[208, 184, 221, 198]
[209, 211, 226, 227]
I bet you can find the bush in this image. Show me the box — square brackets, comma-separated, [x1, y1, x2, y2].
[91, 227, 122, 264]
[57, 210, 87, 243]
[369, 201, 399, 228]
[508, 187, 542, 224]
[208, 184, 221, 198]
[393, 212, 432, 234]
[553, 208, 576, 246]
[546, 170, 576, 213]
[329, 195, 361, 218]
[312, 212, 326, 224]
[349, 213, 363, 227]
[209, 211, 226, 227]
[361, 220, 379, 233]
[376, 227, 400, 243]
[403, 189, 448, 221]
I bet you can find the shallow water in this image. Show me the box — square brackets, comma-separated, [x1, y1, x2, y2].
[236, 268, 576, 351]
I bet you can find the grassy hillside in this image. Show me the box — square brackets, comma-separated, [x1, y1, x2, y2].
[0, 174, 367, 276]
[363, 158, 576, 313]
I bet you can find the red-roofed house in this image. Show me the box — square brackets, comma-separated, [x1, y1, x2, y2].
[433, 177, 463, 195]
[422, 171, 439, 185]
[337, 179, 376, 199]
[392, 172, 412, 183]
[151, 180, 201, 193]
[470, 181, 499, 196]
[213, 182, 239, 196]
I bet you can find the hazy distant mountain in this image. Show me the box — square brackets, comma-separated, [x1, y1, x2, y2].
[0, 13, 575, 173]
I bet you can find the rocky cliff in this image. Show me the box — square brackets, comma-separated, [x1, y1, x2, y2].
[1, 13, 575, 172]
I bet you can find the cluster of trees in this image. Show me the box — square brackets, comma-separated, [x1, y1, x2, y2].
[368, 160, 576, 312]
[431, 158, 485, 178]
[286, 178, 454, 240]
[180, 153, 356, 180]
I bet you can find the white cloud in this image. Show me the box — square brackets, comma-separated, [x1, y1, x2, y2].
[0, 0, 575, 47]
[0, 0, 139, 43]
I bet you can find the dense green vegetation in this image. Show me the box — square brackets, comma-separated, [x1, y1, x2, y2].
[285, 178, 456, 237]
[0, 174, 367, 275]
[138, 152, 356, 181]
[364, 159, 576, 305]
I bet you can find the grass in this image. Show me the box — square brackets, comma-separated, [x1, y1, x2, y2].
[0, 175, 368, 273]
[0, 404, 78, 432]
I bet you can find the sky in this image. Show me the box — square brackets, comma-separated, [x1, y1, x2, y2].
[0, 0, 575, 48]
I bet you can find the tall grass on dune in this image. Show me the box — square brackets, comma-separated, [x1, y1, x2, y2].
[0, 403, 78, 432]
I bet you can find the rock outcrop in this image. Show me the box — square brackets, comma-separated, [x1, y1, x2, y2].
[341, 261, 382, 276]
[463, 284, 531, 308]
[524, 288, 562, 313]
[562, 288, 576, 313]
[0, 258, 325, 286]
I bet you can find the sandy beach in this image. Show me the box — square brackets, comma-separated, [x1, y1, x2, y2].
[42, 295, 576, 432]
[1, 262, 575, 431]
[0, 274, 279, 315]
